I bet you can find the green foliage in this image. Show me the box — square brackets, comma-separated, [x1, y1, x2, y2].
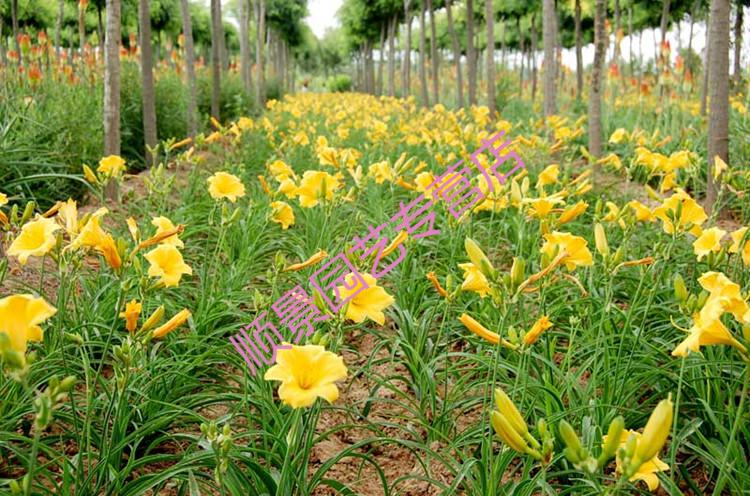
[326, 73, 353, 92]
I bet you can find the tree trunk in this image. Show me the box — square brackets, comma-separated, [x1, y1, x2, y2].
[486, 0, 496, 115]
[139, 0, 157, 164]
[388, 15, 396, 97]
[531, 14, 538, 102]
[103, 0, 121, 199]
[733, 3, 742, 89]
[706, 0, 730, 212]
[239, 0, 252, 93]
[575, 0, 583, 99]
[701, 9, 711, 116]
[378, 22, 386, 95]
[97, 5, 104, 58]
[519, 18, 525, 97]
[210, 0, 222, 120]
[660, 0, 671, 45]
[589, 0, 606, 159]
[629, 6, 634, 77]
[445, 0, 463, 108]
[418, 1, 430, 106]
[466, 0, 477, 104]
[78, 1, 86, 56]
[403, 1, 412, 98]
[255, 0, 266, 106]
[56, 0, 64, 58]
[613, 0, 621, 63]
[179, 0, 198, 137]
[688, 6, 695, 67]
[543, 0, 557, 116]
[427, 0, 439, 104]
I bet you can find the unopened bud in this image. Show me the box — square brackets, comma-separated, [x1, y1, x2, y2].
[674, 274, 688, 302]
[600, 416, 625, 463]
[510, 257, 525, 286]
[558, 420, 583, 454]
[21, 201, 36, 224]
[594, 223, 609, 257]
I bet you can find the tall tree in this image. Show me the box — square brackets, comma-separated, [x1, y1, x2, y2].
[239, 0, 252, 94]
[11, 0, 21, 65]
[733, 1, 742, 89]
[445, 0, 463, 108]
[706, 0, 730, 212]
[377, 22, 385, 95]
[542, 0, 557, 116]
[588, 0, 606, 159]
[467, 0, 477, 104]
[403, 0, 412, 97]
[387, 14, 396, 96]
[701, 9, 710, 115]
[139, 0, 157, 164]
[210, 0, 223, 119]
[103, 0, 121, 198]
[55, 0, 64, 58]
[256, 0, 265, 105]
[79, 0, 87, 55]
[179, 0, 198, 137]
[574, 0, 583, 99]
[486, 0, 496, 114]
[418, 1, 429, 105]
[427, 0, 438, 104]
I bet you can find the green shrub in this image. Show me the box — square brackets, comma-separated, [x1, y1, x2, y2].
[327, 74, 352, 93]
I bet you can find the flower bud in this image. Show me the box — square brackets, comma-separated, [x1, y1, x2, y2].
[558, 420, 583, 455]
[600, 416, 625, 463]
[673, 274, 688, 302]
[140, 305, 165, 333]
[83, 164, 99, 184]
[510, 257, 525, 286]
[21, 201, 36, 224]
[594, 223, 609, 257]
[633, 395, 673, 465]
[490, 411, 530, 453]
[493, 388, 528, 437]
[465, 237, 495, 278]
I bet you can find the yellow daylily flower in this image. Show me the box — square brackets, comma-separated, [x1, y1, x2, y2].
[68, 208, 121, 269]
[557, 201, 588, 225]
[0, 192, 7, 206]
[712, 155, 728, 180]
[458, 262, 492, 298]
[525, 197, 564, 219]
[659, 172, 678, 193]
[97, 155, 126, 178]
[8, 217, 60, 265]
[207, 172, 246, 202]
[270, 201, 295, 230]
[57, 199, 79, 236]
[609, 128, 629, 144]
[336, 273, 395, 325]
[672, 311, 747, 357]
[264, 344, 348, 409]
[267, 159, 296, 181]
[692, 227, 726, 261]
[151, 216, 184, 248]
[536, 164, 559, 188]
[652, 190, 707, 235]
[728, 227, 750, 266]
[602, 201, 621, 222]
[540, 231, 593, 272]
[296, 170, 341, 208]
[144, 245, 193, 287]
[627, 200, 655, 222]
[426, 272, 449, 298]
[119, 300, 142, 333]
[0, 294, 57, 354]
[606, 430, 670, 491]
[368, 161, 394, 184]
